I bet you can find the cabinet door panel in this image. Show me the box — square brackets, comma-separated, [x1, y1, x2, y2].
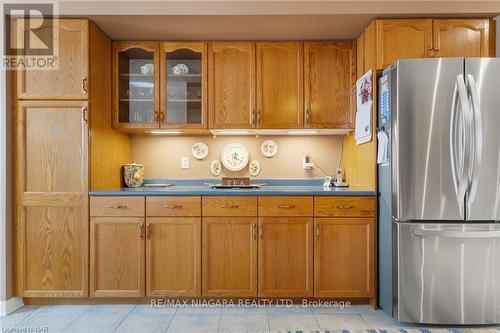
[256, 43, 303, 129]
[17, 19, 89, 100]
[376, 19, 433, 70]
[314, 218, 374, 297]
[258, 218, 313, 297]
[90, 218, 145, 297]
[16, 101, 88, 297]
[305, 42, 355, 129]
[146, 218, 201, 296]
[209, 42, 255, 129]
[434, 19, 490, 57]
[160, 42, 207, 129]
[112, 41, 160, 129]
[203, 218, 257, 297]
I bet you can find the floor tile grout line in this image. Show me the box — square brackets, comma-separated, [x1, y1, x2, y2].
[311, 309, 322, 331]
[112, 304, 138, 333]
[216, 307, 222, 332]
[59, 305, 94, 333]
[5, 305, 42, 327]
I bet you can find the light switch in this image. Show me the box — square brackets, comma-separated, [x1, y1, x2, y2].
[181, 156, 189, 169]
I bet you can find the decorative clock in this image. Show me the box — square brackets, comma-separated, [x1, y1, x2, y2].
[221, 143, 249, 171]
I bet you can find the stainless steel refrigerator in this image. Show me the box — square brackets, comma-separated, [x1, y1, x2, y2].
[378, 58, 500, 325]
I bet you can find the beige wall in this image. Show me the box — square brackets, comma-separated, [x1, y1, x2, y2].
[131, 135, 342, 179]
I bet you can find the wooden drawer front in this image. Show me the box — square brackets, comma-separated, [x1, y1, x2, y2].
[314, 196, 375, 217]
[258, 196, 313, 217]
[90, 197, 145, 217]
[147, 196, 201, 217]
[202, 196, 257, 217]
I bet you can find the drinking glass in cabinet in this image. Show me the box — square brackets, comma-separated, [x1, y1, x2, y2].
[164, 48, 203, 125]
[118, 48, 156, 124]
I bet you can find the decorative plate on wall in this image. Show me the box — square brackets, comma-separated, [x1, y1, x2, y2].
[210, 160, 222, 176]
[221, 143, 249, 171]
[192, 142, 209, 160]
[261, 140, 278, 158]
[249, 160, 261, 177]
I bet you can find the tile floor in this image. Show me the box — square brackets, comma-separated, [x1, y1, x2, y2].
[1, 303, 499, 333]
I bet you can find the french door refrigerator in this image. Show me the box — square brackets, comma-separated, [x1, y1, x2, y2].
[378, 58, 500, 325]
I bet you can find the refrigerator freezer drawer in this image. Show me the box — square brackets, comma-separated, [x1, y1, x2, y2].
[396, 222, 500, 324]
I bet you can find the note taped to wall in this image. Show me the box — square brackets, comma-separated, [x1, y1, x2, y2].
[355, 69, 373, 145]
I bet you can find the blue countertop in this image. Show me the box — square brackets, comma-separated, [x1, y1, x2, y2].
[90, 179, 376, 197]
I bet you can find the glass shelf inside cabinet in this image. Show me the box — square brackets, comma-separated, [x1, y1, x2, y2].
[165, 49, 203, 125]
[118, 48, 155, 125]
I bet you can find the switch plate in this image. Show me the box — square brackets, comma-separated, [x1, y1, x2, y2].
[181, 156, 189, 169]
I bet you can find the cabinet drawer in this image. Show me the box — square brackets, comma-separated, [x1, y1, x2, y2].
[90, 197, 145, 217]
[146, 196, 201, 217]
[314, 196, 375, 217]
[202, 196, 257, 217]
[258, 196, 313, 217]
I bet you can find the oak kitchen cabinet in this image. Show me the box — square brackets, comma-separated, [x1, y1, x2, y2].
[112, 41, 160, 130]
[146, 197, 201, 297]
[15, 100, 89, 297]
[209, 42, 256, 129]
[373, 19, 494, 70]
[16, 19, 89, 100]
[314, 196, 375, 297]
[256, 42, 304, 129]
[258, 197, 314, 297]
[202, 197, 258, 296]
[304, 42, 356, 129]
[13, 19, 118, 298]
[87, 194, 374, 300]
[90, 197, 145, 297]
[433, 19, 492, 57]
[161, 42, 208, 129]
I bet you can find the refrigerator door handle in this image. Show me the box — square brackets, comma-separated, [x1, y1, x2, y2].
[450, 74, 472, 205]
[466, 74, 482, 203]
[413, 228, 500, 238]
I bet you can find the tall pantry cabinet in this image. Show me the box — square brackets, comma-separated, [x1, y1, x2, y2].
[13, 19, 130, 297]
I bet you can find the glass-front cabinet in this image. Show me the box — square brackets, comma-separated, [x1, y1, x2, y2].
[113, 41, 160, 130]
[160, 42, 207, 129]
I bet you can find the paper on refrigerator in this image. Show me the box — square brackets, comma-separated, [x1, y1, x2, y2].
[355, 70, 373, 145]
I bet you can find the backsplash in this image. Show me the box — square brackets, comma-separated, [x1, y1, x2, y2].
[131, 135, 342, 179]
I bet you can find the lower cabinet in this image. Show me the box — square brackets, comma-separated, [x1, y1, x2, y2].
[146, 218, 201, 297]
[258, 217, 314, 297]
[202, 217, 258, 297]
[87, 195, 374, 300]
[90, 217, 145, 297]
[314, 218, 374, 297]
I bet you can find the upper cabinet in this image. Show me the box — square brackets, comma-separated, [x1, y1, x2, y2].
[433, 19, 491, 57]
[256, 42, 304, 129]
[304, 42, 355, 129]
[161, 42, 208, 129]
[375, 19, 433, 70]
[17, 19, 89, 100]
[112, 41, 160, 130]
[371, 19, 495, 71]
[209, 42, 256, 129]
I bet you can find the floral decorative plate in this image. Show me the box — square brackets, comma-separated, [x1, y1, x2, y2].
[249, 160, 261, 177]
[261, 140, 278, 158]
[192, 142, 209, 160]
[210, 160, 222, 176]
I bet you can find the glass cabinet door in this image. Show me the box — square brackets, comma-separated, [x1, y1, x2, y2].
[113, 42, 159, 129]
[161, 43, 207, 129]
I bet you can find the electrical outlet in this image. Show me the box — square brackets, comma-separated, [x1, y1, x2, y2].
[181, 156, 189, 169]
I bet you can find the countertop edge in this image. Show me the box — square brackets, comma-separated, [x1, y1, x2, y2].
[89, 190, 377, 196]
